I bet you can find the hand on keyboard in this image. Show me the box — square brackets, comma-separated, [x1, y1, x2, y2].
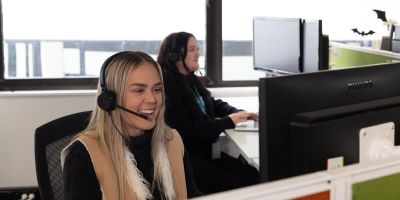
[235, 120, 259, 132]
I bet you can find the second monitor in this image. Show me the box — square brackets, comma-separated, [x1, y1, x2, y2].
[253, 16, 329, 75]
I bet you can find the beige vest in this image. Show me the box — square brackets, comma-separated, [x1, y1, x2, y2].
[61, 130, 187, 200]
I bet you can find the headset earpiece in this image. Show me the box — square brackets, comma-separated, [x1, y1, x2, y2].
[168, 33, 181, 63]
[97, 51, 128, 112]
[97, 89, 116, 111]
[168, 51, 179, 63]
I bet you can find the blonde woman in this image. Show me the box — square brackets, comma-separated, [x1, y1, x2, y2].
[61, 51, 201, 200]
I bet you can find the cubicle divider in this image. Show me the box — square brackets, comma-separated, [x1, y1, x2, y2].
[330, 42, 400, 70]
[193, 155, 400, 200]
[329, 156, 400, 200]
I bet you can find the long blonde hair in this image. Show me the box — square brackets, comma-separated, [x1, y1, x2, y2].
[84, 51, 177, 199]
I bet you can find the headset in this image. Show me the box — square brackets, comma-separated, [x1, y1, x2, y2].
[97, 51, 149, 120]
[168, 33, 181, 63]
[97, 51, 126, 112]
[167, 32, 194, 75]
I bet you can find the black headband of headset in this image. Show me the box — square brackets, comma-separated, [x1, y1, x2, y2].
[99, 51, 131, 89]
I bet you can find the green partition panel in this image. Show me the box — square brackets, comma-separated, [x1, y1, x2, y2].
[352, 172, 400, 200]
[330, 47, 400, 70]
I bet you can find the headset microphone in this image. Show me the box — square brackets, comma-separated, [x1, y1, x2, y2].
[115, 105, 149, 120]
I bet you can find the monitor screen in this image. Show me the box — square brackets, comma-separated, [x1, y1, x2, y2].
[258, 62, 400, 182]
[392, 25, 400, 53]
[253, 17, 301, 74]
[302, 19, 322, 73]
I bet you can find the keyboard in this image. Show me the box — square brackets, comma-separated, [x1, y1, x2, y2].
[235, 120, 259, 132]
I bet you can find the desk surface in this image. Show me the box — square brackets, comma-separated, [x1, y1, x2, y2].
[223, 129, 259, 169]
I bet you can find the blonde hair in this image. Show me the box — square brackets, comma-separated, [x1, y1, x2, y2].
[83, 51, 177, 199]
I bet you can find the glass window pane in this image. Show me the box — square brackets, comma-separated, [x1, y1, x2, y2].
[2, 0, 205, 79]
[222, 0, 400, 81]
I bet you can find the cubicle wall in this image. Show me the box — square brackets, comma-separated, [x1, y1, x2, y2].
[194, 156, 400, 200]
[330, 42, 400, 69]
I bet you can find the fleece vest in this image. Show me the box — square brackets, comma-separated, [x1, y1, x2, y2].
[61, 130, 187, 200]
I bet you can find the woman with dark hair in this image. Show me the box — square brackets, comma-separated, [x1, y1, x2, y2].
[158, 32, 259, 194]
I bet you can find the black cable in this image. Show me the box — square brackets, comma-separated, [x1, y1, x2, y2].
[108, 112, 130, 146]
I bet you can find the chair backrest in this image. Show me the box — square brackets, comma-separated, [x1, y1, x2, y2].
[34, 111, 92, 200]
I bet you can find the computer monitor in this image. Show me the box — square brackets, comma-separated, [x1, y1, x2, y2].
[392, 25, 400, 53]
[253, 17, 302, 74]
[258, 62, 400, 182]
[253, 17, 329, 75]
[302, 19, 329, 72]
[320, 34, 330, 70]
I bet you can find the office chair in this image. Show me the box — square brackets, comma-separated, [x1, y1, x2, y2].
[34, 111, 92, 200]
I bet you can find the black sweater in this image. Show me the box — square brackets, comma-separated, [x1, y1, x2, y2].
[163, 72, 241, 159]
[63, 132, 201, 200]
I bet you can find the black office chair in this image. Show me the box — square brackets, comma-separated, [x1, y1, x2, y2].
[34, 111, 92, 200]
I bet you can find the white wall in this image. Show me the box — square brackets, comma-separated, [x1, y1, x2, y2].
[0, 87, 257, 188]
[0, 90, 96, 188]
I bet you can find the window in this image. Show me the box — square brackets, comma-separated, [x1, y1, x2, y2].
[2, 0, 400, 90]
[221, 0, 400, 82]
[0, 0, 205, 90]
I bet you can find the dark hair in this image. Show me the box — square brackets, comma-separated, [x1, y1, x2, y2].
[157, 32, 193, 73]
[157, 32, 210, 100]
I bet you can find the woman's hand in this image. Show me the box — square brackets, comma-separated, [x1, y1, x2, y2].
[247, 112, 259, 121]
[229, 111, 258, 124]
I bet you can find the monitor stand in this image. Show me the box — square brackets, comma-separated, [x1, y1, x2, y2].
[359, 122, 400, 163]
